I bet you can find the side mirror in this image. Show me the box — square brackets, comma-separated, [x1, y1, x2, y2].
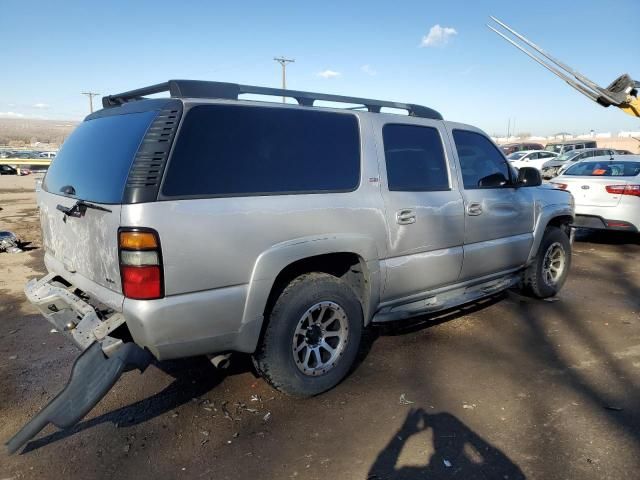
[517, 167, 542, 187]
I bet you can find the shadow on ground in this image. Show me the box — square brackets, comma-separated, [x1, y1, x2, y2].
[20, 355, 256, 454]
[368, 408, 525, 479]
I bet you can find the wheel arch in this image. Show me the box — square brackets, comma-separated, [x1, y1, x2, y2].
[528, 205, 574, 263]
[241, 234, 382, 352]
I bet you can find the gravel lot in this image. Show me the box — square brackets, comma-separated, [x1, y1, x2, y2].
[1, 175, 639, 479]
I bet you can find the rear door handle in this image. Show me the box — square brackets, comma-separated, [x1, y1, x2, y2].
[396, 209, 416, 225]
[466, 202, 483, 216]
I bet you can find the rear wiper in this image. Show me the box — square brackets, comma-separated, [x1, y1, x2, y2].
[56, 200, 112, 218]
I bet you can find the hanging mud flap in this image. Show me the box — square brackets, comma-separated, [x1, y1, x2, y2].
[5, 341, 152, 454]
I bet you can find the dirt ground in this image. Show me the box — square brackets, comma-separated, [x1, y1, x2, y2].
[1, 175, 639, 480]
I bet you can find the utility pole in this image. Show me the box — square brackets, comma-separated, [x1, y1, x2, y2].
[273, 57, 295, 103]
[81, 92, 100, 113]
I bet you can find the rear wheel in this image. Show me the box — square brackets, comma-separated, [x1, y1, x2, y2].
[253, 273, 362, 397]
[522, 226, 571, 298]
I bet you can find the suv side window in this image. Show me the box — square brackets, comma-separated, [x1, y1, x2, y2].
[452, 130, 511, 189]
[162, 105, 360, 197]
[382, 124, 449, 191]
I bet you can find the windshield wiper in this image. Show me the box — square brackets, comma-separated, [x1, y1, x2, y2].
[56, 200, 112, 218]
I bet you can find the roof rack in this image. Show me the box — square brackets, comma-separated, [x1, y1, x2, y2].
[102, 80, 443, 120]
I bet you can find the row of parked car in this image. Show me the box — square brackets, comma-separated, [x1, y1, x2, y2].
[501, 141, 640, 234]
[501, 140, 633, 157]
[501, 141, 634, 179]
[0, 150, 56, 159]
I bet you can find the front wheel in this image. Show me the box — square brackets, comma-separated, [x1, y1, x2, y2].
[522, 226, 571, 298]
[252, 273, 363, 397]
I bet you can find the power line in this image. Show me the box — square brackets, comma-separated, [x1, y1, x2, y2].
[81, 92, 100, 113]
[273, 57, 295, 103]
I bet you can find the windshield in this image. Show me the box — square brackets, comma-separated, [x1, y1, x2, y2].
[43, 110, 157, 204]
[545, 144, 562, 153]
[556, 151, 577, 161]
[507, 152, 527, 160]
[565, 161, 640, 177]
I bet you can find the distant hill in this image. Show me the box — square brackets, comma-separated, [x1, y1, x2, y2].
[0, 118, 78, 148]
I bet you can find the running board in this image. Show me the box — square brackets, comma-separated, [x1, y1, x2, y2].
[372, 274, 519, 323]
[5, 342, 152, 454]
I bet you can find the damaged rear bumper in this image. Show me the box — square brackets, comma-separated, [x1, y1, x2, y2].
[25, 272, 128, 356]
[6, 273, 153, 454]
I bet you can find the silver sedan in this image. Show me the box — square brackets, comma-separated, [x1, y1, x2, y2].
[551, 156, 640, 232]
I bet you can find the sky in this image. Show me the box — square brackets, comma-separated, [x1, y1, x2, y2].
[2, 0, 639, 136]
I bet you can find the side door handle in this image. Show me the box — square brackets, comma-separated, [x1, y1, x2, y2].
[396, 209, 416, 225]
[466, 202, 483, 216]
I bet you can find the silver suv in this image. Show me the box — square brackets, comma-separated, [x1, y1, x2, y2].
[8, 80, 574, 452]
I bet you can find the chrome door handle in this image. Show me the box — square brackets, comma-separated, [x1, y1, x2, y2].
[396, 209, 416, 225]
[466, 202, 483, 216]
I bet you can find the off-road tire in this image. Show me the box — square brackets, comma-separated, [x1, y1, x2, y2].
[253, 272, 363, 397]
[523, 226, 571, 298]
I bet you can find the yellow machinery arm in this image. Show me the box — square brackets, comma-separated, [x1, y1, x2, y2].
[619, 96, 639, 118]
[488, 17, 640, 118]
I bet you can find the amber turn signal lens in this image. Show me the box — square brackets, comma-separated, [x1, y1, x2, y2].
[119, 231, 158, 249]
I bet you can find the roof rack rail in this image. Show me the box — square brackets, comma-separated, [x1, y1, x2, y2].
[102, 80, 443, 120]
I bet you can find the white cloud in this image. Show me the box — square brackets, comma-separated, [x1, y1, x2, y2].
[0, 111, 25, 118]
[32, 103, 50, 109]
[317, 69, 341, 79]
[361, 64, 377, 76]
[421, 24, 458, 47]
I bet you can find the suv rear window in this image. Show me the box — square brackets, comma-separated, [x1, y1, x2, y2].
[162, 105, 360, 197]
[565, 161, 640, 177]
[43, 110, 158, 204]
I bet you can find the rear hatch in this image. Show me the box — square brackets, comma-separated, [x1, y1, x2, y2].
[39, 108, 163, 294]
[558, 177, 624, 207]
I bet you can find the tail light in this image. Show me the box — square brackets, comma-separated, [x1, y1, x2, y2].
[119, 229, 163, 300]
[551, 182, 568, 190]
[606, 220, 633, 228]
[606, 184, 640, 197]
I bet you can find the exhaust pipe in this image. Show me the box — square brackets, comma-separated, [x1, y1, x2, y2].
[208, 353, 232, 369]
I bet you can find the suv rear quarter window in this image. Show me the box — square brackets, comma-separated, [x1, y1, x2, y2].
[162, 105, 361, 197]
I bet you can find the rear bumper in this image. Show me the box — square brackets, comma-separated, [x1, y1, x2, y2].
[572, 214, 638, 232]
[27, 270, 261, 362]
[123, 284, 262, 360]
[25, 273, 127, 355]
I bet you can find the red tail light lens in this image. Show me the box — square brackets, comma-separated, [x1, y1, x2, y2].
[606, 184, 640, 196]
[119, 228, 163, 300]
[606, 221, 633, 228]
[121, 265, 162, 299]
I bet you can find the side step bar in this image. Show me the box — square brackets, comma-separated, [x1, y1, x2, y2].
[6, 342, 152, 454]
